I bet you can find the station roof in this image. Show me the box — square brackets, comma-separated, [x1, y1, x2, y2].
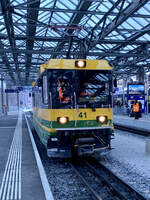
[0, 0, 150, 85]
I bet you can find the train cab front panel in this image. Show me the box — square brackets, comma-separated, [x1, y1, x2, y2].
[32, 59, 114, 157]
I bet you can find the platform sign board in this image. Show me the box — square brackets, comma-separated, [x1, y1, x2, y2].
[128, 84, 144, 95]
[5, 89, 18, 93]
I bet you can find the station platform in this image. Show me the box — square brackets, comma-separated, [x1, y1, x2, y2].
[114, 114, 150, 133]
[0, 111, 53, 200]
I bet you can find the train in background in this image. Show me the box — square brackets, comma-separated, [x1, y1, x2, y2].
[32, 59, 114, 157]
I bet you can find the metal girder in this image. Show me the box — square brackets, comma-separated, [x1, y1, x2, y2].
[0, 0, 150, 84]
[25, 0, 40, 84]
[52, 0, 93, 59]
[0, 40, 15, 83]
[90, 0, 149, 48]
[0, 48, 149, 57]
[12, 6, 150, 19]
[109, 25, 150, 74]
[0, 62, 43, 65]
[0, 0, 19, 83]
[114, 63, 150, 77]
[111, 24, 150, 53]
[0, 34, 150, 46]
[90, 0, 123, 37]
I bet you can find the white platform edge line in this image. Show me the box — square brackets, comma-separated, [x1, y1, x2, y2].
[25, 114, 54, 200]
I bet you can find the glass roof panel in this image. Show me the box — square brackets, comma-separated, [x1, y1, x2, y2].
[137, 4, 150, 15]
[128, 17, 149, 28]
[98, 2, 112, 12]
[1, 0, 150, 84]
[38, 11, 50, 23]
[106, 31, 125, 40]
[2, 40, 10, 46]
[11, 0, 26, 6]
[119, 20, 134, 30]
[40, 0, 54, 8]
[139, 33, 150, 41]
[87, 15, 101, 26]
[138, 33, 150, 41]
[57, 0, 77, 9]
[56, 1, 67, 9]
[43, 41, 58, 47]
[46, 29, 61, 37]
[52, 12, 70, 24]
[0, 16, 4, 22]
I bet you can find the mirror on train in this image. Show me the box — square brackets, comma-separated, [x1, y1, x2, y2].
[114, 78, 117, 88]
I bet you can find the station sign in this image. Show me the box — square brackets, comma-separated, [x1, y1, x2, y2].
[5, 89, 18, 93]
[5, 87, 23, 93]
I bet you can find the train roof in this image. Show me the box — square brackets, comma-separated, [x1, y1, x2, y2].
[39, 59, 113, 75]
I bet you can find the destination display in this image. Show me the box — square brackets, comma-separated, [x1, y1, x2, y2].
[128, 84, 144, 95]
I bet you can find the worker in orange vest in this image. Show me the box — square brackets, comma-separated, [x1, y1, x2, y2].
[133, 100, 139, 119]
[58, 80, 63, 102]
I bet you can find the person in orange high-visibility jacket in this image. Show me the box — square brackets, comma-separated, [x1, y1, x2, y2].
[58, 80, 63, 102]
[133, 100, 139, 119]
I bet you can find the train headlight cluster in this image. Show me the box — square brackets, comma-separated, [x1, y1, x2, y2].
[96, 116, 107, 123]
[57, 117, 69, 125]
[75, 60, 86, 68]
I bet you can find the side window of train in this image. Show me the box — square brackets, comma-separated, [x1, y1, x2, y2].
[42, 75, 48, 104]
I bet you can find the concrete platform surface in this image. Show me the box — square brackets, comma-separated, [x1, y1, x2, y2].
[0, 111, 52, 200]
[114, 114, 150, 132]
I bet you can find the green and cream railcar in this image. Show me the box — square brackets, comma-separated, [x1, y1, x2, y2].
[32, 59, 114, 157]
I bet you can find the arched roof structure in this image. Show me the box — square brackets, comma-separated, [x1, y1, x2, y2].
[0, 0, 150, 85]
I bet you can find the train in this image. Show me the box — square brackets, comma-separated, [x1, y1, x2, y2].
[32, 59, 114, 157]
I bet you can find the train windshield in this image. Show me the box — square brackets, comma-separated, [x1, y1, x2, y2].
[76, 70, 112, 108]
[49, 70, 112, 108]
[49, 70, 75, 109]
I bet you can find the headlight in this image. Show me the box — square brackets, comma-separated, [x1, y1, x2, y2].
[96, 116, 107, 123]
[75, 60, 86, 68]
[57, 117, 69, 124]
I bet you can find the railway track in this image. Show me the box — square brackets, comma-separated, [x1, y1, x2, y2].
[114, 124, 150, 136]
[70, 156, 147, 200]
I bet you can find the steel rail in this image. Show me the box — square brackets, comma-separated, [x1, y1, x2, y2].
[114, 124, 150, 136]
[70, 162, 103, 200]
[82, 157, 147, 200]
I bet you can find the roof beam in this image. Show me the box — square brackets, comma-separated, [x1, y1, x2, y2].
[25, 0, 40, 84]
[111, 24, 150, 53]
[0, 34, 150, 45]
[52, 0, 93, 59]
[12, 6, 150, 18]
[0, 41, 15, 83]
[0, 48, 149, 57]
[0, 0, 19, 83]
[91, 0, 149, 48]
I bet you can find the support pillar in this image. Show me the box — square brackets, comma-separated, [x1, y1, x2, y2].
[123, 75, 127, 105]
[136, 67, 144, 83]
[1, 78, 4, 114]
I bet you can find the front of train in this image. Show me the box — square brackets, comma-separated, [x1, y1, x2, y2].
[45, 59, 114, 157]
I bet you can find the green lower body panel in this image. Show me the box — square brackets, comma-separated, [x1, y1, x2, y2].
[33, 113, 113, 158]
[33, 113, 113, 130]
[33, 118, 49, 147]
